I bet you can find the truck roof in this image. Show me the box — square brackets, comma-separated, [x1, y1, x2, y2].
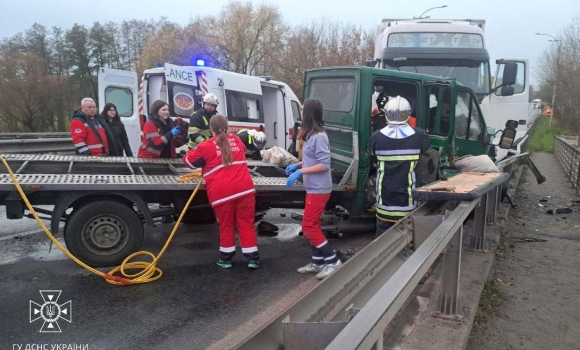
[305, 65, 457, 86]
[142, 65, 292, 89]
[380, 19, 485, 33]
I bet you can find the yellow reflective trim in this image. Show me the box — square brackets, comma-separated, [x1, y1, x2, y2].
[203, 116, 208, 126]
[408, 161, 414, 206]
[377, 155, 420, 161]
[376, 208, 410, 217]
[377, 161, 385, 205]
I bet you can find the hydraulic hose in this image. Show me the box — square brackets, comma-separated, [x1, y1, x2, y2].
[0, 155, 203, 285]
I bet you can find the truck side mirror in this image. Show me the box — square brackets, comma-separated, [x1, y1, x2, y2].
[499, 120, 518, 149]
[499, 128, 516, 149]
[501, 62, 518, 86]
[500, 85, 515, 97]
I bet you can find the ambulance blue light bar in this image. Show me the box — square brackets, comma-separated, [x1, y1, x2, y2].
[196, 59, 206, 66]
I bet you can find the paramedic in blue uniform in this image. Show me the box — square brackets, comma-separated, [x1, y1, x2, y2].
[370, 96, 430, 236]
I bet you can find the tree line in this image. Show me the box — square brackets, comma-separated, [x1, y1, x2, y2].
[537, 15, 580, 134]
[0, 1, 374, 132]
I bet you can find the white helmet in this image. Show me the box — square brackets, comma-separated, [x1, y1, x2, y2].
[384, 96, 411, 125]
[202, 93, 219, 106]
[253, 131, 267, 150]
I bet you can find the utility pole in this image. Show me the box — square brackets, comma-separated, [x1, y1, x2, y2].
[536, 33, 562, 128]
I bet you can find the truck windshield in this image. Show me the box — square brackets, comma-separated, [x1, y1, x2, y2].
[383, 59, 490, 96]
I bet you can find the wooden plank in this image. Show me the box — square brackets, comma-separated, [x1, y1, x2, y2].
[413, 172, 509, 201]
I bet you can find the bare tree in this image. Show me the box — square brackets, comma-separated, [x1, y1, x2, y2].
[538, 16, 580, 133]
[199, 1, 287, 75]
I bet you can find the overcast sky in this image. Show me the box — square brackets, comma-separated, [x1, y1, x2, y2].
[1, 0, 578, 87]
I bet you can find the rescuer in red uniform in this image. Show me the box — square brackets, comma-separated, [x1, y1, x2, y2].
[183, 115, 260, 270]
[138, 100, 185, 158]
[70, 97, 116, 156]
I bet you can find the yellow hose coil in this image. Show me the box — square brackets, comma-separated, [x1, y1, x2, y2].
[1, 155, 203, 285]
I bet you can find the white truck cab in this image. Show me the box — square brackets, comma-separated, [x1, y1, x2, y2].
[98, 63, 302, 156]
[373, 19, 533, 160]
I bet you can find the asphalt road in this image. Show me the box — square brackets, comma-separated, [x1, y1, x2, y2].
[0, 207, 373, 350]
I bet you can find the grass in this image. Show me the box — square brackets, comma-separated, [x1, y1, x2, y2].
[527, 117, 574, 152]
[473, 278, 507, 329]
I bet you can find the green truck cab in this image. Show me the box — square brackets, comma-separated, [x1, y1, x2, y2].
[298, 66, 513, 227]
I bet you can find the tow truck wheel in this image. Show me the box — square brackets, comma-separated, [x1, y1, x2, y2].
[64, 200, 144, 267]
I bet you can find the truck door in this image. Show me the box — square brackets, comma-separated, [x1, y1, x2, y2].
[453, 88, 489, 157]
[98, 68, 139, 156]
[486, 59, 530, 145]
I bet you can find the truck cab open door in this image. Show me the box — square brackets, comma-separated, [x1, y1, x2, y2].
[98, 68, 140, 156]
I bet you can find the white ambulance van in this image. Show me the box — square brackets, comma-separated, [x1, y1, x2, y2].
[98, 62, 302, 155]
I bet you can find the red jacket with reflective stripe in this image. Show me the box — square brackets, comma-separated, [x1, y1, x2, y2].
[182, 135, 255, 207]
[70, 118, 109, 156]
[138, 120, 176, 158]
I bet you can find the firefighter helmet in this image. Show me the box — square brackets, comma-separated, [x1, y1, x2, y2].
[202, 93, 219, 106]
[253, 131, 267, 150]
[384, 96, 411, 125]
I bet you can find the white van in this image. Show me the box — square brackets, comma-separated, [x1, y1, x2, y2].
[97, 63, 302, 156]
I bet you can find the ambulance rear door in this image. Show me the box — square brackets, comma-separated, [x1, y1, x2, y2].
[97, 67, 139, 155]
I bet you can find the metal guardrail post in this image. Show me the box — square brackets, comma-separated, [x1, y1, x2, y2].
[485, 187, 498, 224]
[435, 224, 463, 319]
[469, 195, 487, 251]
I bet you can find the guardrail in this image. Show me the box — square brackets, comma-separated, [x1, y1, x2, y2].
[0, 132, 70, 140]
[0, 138, 74, 154]
[554, 136, 580, 195]
[236, 177, 505, 349]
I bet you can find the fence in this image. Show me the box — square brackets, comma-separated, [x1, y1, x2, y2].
[554, 136, 580, 195]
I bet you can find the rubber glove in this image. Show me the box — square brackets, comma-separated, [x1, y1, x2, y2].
[285, 163, 301, 176]
[286, 169, 303, 186]
[171, 127, 182, 136]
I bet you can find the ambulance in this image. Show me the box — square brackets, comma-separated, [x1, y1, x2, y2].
[97, 62, 302, 155]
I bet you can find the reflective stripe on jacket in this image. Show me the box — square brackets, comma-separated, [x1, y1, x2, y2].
[188, 108, 216, 149]
[138, 120, 176, 158]
[182, 134, 255, 207]
[70, 118, 109, 156]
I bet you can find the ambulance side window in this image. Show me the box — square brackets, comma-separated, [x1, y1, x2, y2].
[291, 101, 302, 121]
[225, 90, 264, 122]
[105, 87, 133, 117]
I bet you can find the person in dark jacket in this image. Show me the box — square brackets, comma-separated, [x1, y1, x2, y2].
[188, 93, 218, 149]
[101, 103, 133, 157]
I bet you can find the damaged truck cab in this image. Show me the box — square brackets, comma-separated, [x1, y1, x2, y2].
[300, 66, 525, 230]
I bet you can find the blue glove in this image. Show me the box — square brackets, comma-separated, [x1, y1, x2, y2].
[285, 163, 301, 176]
[171, 127, 182, 136]
[286, 169, 303, 186]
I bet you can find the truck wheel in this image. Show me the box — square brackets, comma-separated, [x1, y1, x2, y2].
[180, 207, 216, 225]
[64, 201, 144, 267]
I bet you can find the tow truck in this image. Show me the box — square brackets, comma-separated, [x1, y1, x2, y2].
[0, 66, 544, 267]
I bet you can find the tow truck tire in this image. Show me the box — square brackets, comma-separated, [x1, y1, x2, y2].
[64, 201, 144, 267]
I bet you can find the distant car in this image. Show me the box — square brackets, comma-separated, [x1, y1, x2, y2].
[532, 99, 542, 109]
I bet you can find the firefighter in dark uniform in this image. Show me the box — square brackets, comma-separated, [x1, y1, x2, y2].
[236, 129, 267, 160]
[188, 93, 218, 149]
[370, 96, 430, 236]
